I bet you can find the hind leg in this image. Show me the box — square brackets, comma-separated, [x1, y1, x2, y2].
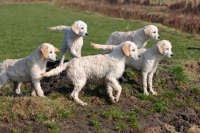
[13, 82, 23, 96]
[31, 83, 36, 96]
[71, 80, 87, 106]
[106, 77, 122, 102]
[60, 41, 68, 65]
[0, 75, 8, 89]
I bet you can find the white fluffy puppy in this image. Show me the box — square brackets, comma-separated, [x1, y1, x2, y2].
[47, 20, 88, 64]
[41, 41, 140, 106]
[99, 40, 173, 95]
[103, 25, 160, 54]
[0, 43, 60, 96]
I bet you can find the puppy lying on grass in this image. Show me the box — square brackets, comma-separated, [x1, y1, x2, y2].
[41, 41, 140, 106]
[0, 43, 60, 96]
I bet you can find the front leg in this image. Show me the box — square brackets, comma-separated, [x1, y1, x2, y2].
[148, 71, 157, 95]
[142, 72, 149, 95]
[70, 48, 80, 58]
[31, 80, 45, 97]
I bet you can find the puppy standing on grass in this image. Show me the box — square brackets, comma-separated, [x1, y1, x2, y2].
[47, 20, 88, 64]
[97, 40, 173, 95]
[103, 25, 160, 54]
[0, 43, 60, 96]
[41, 41, 140, 106]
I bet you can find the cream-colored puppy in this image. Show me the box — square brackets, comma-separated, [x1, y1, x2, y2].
[41, 41, 140, 106]
[47, 20, 88, 64]
[97, 40, 173, 95]
[103, 25, 160, 54]
[0, 43, 60, 96]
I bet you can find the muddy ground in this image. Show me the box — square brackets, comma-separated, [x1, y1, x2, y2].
[1, 60, 200, 133]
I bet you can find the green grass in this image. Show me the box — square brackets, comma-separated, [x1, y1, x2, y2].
[1, 3, 200, 61]
[101, 107, 140, 128]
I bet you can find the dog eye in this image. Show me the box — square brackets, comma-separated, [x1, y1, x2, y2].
[132, 49, 135, 51]
[166, 48, 169, 50]
[50, 51, 52, 53]
[81, 27, 84, 29]
[153, 31, 156, 33]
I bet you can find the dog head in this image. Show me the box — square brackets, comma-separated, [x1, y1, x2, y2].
[72, 20, 88, 37]
[40, 43, 60, 62]
[144, 25, 160, 40]
[122, 41, 140, 60]
[157, 40, 173, 58]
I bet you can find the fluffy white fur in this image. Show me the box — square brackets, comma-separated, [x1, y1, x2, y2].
[0, 43, 60, 96]
[47, 20, 88, 64]
[103, 25, 160, 54]
[98, 40, 173, 95]
[41, 41, 140, 106]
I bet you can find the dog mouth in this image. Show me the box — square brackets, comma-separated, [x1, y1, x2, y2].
[152, 36, 160, 40]
[132, 55, 141, 60]
[81, 33, 88, 37]
[48, 59, 55, 62]
[48, 58, 58, 62]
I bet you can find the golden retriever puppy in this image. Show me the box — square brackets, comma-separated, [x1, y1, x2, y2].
[96, 40, 173, 95]
[41, 41, 140, 106]
[103, 25, 160, 54]
[0, 43, 60, 96]
[47, 20, 88, 64]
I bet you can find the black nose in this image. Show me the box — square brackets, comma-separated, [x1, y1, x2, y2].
[171, 54, 173, 57]
[158, 36, 160, 39]
[138, 55, 141, 58]
[86, 33, 88, 36]
[56, 56, 60, 61]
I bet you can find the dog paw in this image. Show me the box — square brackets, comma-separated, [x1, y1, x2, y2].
[144, 92, 149, 96]
[114, 97, 120, 102]
[110, 97, 115, 103]
[80, 102, 88, 106]
[31, 92, 36, 96]
[151, 91, 157, 95]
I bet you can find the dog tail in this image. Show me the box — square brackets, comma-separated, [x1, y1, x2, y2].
[90, 42, 117, 50]
[46, 25, 69, 31]
[41, 63, 69, 77]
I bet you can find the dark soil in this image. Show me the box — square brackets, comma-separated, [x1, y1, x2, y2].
[1, 60, 199, 133]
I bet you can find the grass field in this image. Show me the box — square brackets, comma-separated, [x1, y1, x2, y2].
[1, 2, 200, 61]
[0, 2, 200, 132]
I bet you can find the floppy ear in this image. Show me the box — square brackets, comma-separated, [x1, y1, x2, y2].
[72, 23, 79, 34]
[144, 26, 151, 36]
[122, 43, 130, 56]
[41, 46, 48, 59]
[157, 42, 164, 54]
[54, 47, 60, 52]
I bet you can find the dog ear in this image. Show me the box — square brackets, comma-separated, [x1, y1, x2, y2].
[41, 46, 49, 59]
[72, 23, 79, 34]
[122, 43, 130, 56]
[144, 26, 151, 36]
[157, 42, 164, 54]
[54, 47, 60, 52]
